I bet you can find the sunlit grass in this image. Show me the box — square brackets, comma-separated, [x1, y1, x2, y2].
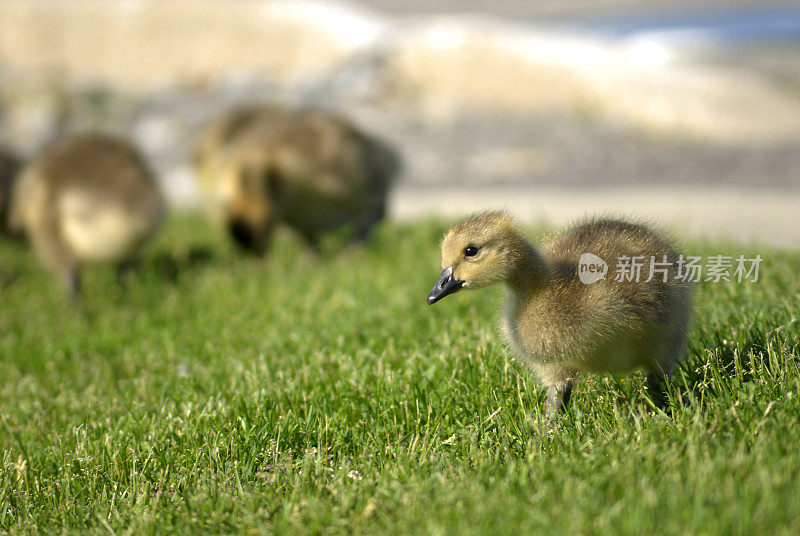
[0, 214, 799, 535]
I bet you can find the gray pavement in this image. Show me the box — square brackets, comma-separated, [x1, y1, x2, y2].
[358, 0, 791, 19]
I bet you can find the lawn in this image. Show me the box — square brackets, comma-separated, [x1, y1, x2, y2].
[1, 215, 799, 535]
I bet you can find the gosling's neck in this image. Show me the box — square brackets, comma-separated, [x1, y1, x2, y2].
[505, 236, 552, 299]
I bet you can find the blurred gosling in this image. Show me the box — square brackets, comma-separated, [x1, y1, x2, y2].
[9, 133, 165, 295]
[0, 146, 21, 234]
[194, 105, 400, 254]
[193, 104, 285, 187]
[427, 212, 692, 419]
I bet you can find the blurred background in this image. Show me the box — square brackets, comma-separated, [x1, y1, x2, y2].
[1, 0, 799, 246]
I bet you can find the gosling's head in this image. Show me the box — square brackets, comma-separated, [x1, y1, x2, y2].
[427, 211, 528, 304]
[219, 156, 282, 255]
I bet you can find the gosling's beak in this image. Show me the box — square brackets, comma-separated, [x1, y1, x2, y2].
[427, 266, 464, 305]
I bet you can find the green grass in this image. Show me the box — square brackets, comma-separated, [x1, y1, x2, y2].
[1, 215, 799, 535]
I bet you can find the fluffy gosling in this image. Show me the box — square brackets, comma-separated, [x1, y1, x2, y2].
[9, 133, 165, 295]
[194, 105, 400, 254]
[427, 212, 692, 419]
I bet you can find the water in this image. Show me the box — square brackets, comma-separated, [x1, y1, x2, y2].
[569, 5, 800, 46]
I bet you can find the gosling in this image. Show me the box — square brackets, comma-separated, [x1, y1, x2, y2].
[193, 105, 400, 254]
[0, 146, 21, 234]
[9, 133, 166, 295]
[193, 104, 286, 196]
[427, 212, 692, 419]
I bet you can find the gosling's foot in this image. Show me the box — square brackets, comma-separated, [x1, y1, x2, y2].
[545, 381, 573, 422]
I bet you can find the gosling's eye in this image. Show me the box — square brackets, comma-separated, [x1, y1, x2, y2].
[464, 246, 479, 257]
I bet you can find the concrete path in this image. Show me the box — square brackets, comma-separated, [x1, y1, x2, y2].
[391, 185, 800, 249]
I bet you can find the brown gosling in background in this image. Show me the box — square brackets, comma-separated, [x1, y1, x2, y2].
[0, 146, 21, 234]
[9, 133, 166, 295]
[193, 105, 400, 254]
[193, 104, 286, 193]
[427, 212, 692, 419]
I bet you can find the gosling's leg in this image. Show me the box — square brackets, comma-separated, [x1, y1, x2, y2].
[646, 347, 679, 410]
[62, 266, 81, 299]
[299, 230, 320, 254]
[545, 380, 573, 420]
[645, 372, 670, 409]
[116, 260, 135, 287]
[353, 224, 372, 246]
[353, 203, 385, 245]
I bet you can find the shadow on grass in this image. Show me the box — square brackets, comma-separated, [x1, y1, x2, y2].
[668, 319, 797, 411]
[145, 245, 217, 284]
